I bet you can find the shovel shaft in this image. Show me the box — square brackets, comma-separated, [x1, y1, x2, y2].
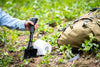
[27, 17, 38, 49]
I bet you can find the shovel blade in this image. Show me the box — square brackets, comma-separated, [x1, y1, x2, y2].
[23, 48, 37, 59]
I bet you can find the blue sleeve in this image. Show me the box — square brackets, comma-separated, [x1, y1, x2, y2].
[0, 8, 26, 31]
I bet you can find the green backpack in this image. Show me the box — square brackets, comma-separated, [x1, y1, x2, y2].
[57, 8, 100, 49]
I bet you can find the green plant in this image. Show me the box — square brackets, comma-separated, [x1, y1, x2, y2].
[58, 58, 65, 64]
[0, 27, 9, 44]
[24, 59, 30, 65]
[96, 53, 100, 61]
[0, 0, 100, 66]
[57, 44, 74, 59]
[41, 50, 52, 66]
[79, 34, 99, 56]
[0, 54, 13, 67]
[18, 46, 26, 51]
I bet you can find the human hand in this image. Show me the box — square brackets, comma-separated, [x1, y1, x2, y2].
[25, 21, 38, 31]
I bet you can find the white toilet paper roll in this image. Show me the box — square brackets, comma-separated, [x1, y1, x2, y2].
[33, 39, 52, 55]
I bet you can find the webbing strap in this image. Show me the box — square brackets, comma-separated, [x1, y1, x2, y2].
[90, 7, 100, 12]
[73, 18, 93, 24]
[73, 8, 100, 24]
[58, 8, 100, 32]
[58, 18, 93, 31]
[89, 7, 100, 15]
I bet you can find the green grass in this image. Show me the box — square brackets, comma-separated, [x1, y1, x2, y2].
[0, 0, 100, 66]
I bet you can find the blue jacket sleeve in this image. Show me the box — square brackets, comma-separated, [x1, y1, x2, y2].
[0, 8, 26, 31]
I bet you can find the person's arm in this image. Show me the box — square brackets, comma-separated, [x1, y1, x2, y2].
[0, 9, 26, 31]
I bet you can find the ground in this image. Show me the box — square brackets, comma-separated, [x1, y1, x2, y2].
[0, 0, 100, 66]
[1, 31, 99, 67]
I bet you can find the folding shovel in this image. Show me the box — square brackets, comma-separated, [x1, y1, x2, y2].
[23, 17, 38, 60]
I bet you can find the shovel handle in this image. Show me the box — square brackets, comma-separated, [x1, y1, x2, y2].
[30, 17, 38, 33]
[28, 17, 38, 49]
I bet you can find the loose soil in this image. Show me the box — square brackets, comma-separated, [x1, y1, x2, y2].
[0, 27, 100, 67]
[7, 34, 100, 67]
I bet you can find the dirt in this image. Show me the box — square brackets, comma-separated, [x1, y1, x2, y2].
[1, 28, 100, 67]
[0, 41, 5, 47]
[7, 44, 100, 67]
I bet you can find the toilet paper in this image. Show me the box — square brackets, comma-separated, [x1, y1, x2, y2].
[33, 39, 52, 56]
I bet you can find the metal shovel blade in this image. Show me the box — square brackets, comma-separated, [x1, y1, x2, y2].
[23, 48, 37, 59]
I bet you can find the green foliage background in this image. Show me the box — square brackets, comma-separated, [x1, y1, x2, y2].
[0, 0, 100, 66]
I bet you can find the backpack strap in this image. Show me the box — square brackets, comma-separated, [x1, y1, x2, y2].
[68, 54, 80, 62]
[90, 7, 100, 12]
[58, 18, 93, 31]
[58, 8, 100, 31]
[73, 18, 93, 24]
[89, 8, 100, 16]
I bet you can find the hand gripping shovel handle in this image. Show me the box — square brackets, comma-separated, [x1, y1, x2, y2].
[27, 17, 38, 49]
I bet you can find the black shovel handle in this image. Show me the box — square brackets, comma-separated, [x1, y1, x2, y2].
[30, 17, 38, 33]
[28, 17, 38, 49]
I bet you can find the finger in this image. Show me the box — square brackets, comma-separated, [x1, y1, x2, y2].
[27, 27, 30, 31]
[34, 25, 36, 30]
[36, 23, 38, 28]
[34, 23, 38, 30]
[26, 24, 30, 31]
[28, 21, 34, 25]
[26, 27, 29, 31]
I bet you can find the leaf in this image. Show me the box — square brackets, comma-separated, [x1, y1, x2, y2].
[24, 60, 29, 65]
[84, 46, 91, 51]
